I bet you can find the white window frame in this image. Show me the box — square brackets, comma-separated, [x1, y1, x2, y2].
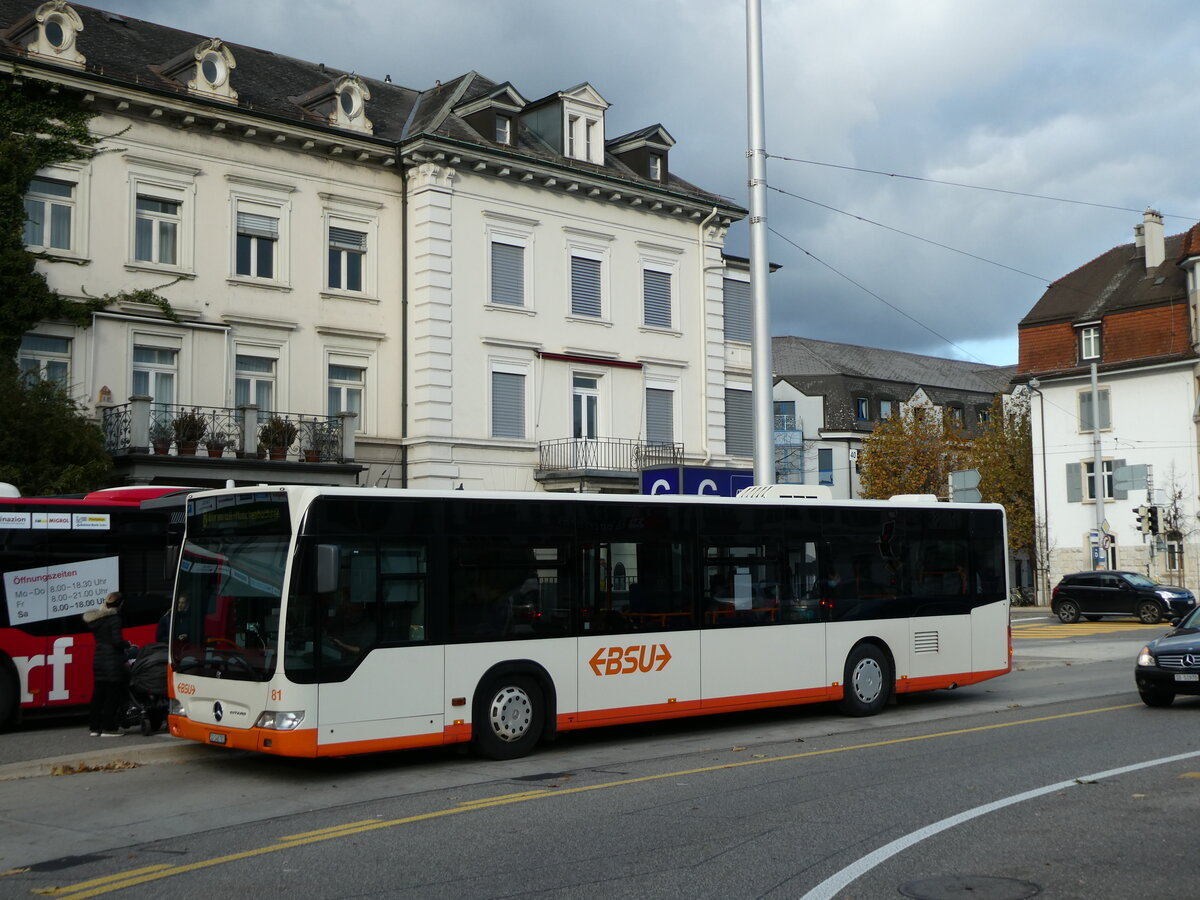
[640, 257, 678, 331]
[322, 206, 378, 300]
[326, 350, 373, 433]
[230, 193, 289, 288]
[649, 153, 663, 181]
[24, 163, 87, 257]
[490, 359, 532, 441]
[495, 114, 512, 145]
[565, 231, 612, 322]
[1083, 459, 1115, 502]
[234, 346, 280, 412]
[1079, 324, 1101, 361]
[19, 332, 72, 387]
[645, 376, 679, 446]
[127, 162, 196, 272]
[484, 218, 535, 310]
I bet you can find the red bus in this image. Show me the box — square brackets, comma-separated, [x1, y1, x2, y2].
[0, 486, 188, 728]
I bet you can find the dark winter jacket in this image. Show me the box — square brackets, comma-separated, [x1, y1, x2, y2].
[84, 603, 127, 683]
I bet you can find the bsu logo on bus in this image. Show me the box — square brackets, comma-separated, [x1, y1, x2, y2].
[588, 643, 672, 676]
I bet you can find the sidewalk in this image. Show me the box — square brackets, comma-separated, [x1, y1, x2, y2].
[0, 721, 215, 781]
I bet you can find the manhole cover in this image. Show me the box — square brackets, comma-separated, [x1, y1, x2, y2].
[899, 875, 1040, 900]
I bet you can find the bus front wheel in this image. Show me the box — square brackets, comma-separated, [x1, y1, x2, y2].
[839, 644, 891, 717]
[473, 674, 544, 760]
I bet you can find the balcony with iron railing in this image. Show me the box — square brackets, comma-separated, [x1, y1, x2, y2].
[101, 396, 356, 463]
[537, 437, 684, 475]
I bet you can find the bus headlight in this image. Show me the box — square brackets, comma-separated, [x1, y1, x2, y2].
[1136, 647, 1156, 667]
[168, 698, 187, 718]
[254, 710, 305, 731]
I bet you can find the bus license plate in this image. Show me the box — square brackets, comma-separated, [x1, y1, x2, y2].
[1174, 674, 1199, 682]
[209, 732, 227, 744]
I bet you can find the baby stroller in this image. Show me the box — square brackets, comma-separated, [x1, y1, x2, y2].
[122, 642, 169, 735]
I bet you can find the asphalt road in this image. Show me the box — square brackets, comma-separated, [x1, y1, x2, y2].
[1, 611, 1186, 899]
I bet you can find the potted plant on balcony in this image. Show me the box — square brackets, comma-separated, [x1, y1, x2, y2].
[259, 415, 297, 460]
[300, 421, 336, 462]
[205, 431, 229, 458]
[149, 421, 173, 455]
[171, 409, 207, 456]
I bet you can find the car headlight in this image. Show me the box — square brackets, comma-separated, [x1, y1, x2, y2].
[1137, 647, 1156, 667]
[168, 698, 187, 718]
[1157, 590, 1174, 600]
[254, 710, 305, 731]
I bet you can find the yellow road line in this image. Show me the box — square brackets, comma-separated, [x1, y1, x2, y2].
[30, 866, 172, 895]
[42, 703, 1139, 900]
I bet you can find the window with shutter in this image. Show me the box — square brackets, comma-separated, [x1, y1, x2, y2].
[490, 241, 524, 306]
[571, 255, 602, 317]
[1078, 388, 1110, 432]
[328, 226, 367, 291]
[646, 388, 674, 444]
[723, 278, 751, 342]
[643, 269, 672, 328]
[491, 371, 526, 439]
[724, 388, 753, 457]
[236, 211, 278, 278]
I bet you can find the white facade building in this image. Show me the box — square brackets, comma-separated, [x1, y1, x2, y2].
[4, 0, 746, 492]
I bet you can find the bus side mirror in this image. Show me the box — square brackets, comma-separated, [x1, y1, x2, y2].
[315, 544, 340, 594]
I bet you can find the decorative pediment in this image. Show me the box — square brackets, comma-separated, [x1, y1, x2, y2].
[7, 1, 86, 69]
[291, 74, 373, 135]
[560, 82, 609, 113]
[454, 82, 526, 118]
[161, 39, 238, 103]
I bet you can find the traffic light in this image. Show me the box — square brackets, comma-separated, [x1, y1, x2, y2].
[1136, 505, 1150, 533]
[1147, 505, 1161, 535]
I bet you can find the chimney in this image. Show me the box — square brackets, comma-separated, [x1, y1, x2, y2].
[1143, 208, 1165, 269]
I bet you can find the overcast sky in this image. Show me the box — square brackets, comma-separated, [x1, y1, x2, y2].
[99, 0, 1200, 367]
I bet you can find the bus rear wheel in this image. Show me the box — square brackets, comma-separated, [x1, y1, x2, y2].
[839, 644, 891, 717]
[473, 674, 544, 760]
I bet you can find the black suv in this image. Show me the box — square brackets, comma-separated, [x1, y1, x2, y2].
[1051, 571, 1196, 624]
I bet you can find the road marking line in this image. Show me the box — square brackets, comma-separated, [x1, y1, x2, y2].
[42, 703, 1140, 899]
[30, 865, 172, 895]
[280, 820, 382, 840]
[799, 748, 1200, 900]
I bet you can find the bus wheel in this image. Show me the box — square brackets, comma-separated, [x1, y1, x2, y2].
[0, 665, 16, 731]
[839, 644, 891, 717]
[473, 675, 544, 760]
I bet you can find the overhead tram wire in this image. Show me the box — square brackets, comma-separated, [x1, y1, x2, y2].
[767, 226, 986, 365]
[765, 155, 1200, 222]
[768, 185, 1055, 286]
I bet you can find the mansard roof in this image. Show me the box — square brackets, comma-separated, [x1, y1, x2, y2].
[1019, 230, 1190, 328]
[0, 1, 743, 217]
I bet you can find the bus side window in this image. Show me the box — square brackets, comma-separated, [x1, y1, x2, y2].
[379, 542, 427, 643]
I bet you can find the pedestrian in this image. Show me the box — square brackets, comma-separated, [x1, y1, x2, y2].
[83, 591, 128, 737]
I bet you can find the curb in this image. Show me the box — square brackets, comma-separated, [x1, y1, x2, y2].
[0, 739, 218, 782]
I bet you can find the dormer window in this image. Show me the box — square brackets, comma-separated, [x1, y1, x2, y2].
[607, 125, 675, 183]
[292, 74, 373, 135]
[12, 1, 86, 68]
[201, 51, 225, 87]
[495, 115, 512, 145]
[162, 39, 238, 103]
[1077, 323, 1101, 361]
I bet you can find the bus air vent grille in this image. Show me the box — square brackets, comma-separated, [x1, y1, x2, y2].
[913, 631, 940, 654]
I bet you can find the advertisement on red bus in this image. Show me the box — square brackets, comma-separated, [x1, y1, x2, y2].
[0, 486, 187, 727]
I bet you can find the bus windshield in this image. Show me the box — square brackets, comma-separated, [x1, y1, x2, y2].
[172, 536, 286, 681]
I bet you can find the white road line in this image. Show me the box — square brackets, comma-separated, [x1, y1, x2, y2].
[800, 748, 1200, 900]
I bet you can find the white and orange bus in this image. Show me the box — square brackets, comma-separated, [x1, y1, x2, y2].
[167, 485, 1011, 759]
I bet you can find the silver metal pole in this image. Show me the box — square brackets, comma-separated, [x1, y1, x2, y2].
[1090, 363, 1105, 567]
[746, 0, 774, 485]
